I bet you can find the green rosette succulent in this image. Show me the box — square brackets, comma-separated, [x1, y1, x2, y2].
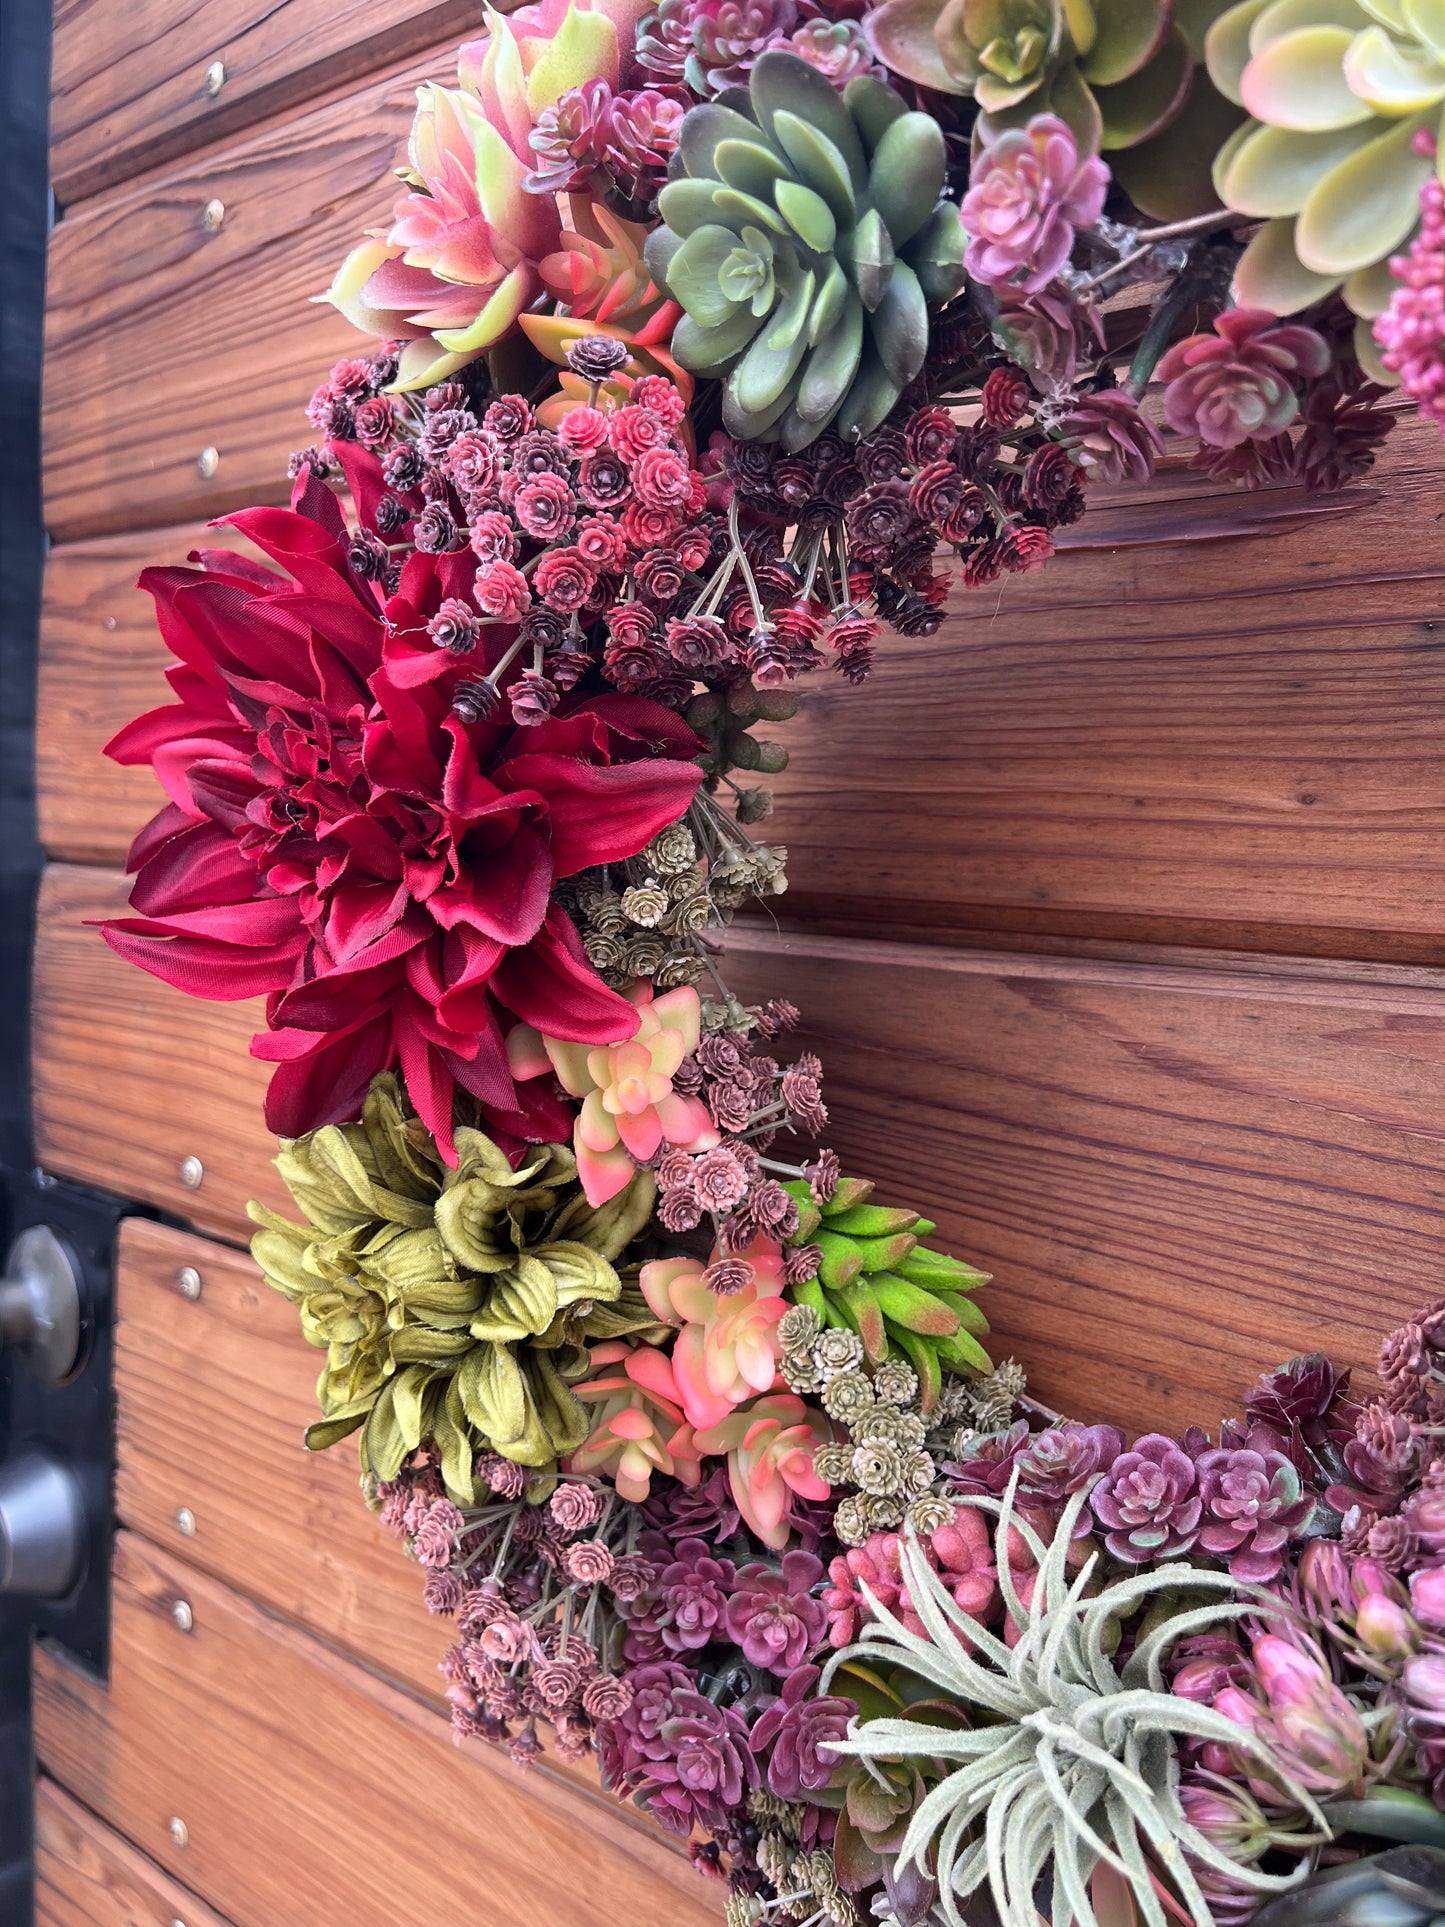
[644, 51, 967, 449]
[865, 0, 1240, 211]
[248, 1074, 661, 1504]
[781, 1175, 992, 1412]
[1206, 0, 1445, 347]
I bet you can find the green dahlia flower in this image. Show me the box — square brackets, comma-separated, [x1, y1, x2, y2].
[644, 51, 967, 448]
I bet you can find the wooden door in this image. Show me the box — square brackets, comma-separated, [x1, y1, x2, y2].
[30, 1, 1445, 1921]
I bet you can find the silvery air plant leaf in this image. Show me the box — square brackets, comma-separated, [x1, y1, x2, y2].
[819, 1469, 1327, 1927]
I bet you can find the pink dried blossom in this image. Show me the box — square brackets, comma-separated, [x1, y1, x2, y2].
[1377, 157, 1445, 431]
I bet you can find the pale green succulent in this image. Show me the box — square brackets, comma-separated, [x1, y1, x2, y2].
[248, 1074, 661, 1503]
[820, 1473, 1324, 1927]
[1207, 0, 1445, 357]
[644, 50, 966, 448]
[867, 0, 1244, 219]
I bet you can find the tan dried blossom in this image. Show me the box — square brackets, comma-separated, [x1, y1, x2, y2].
[621, 879, 670, 928]
[853, 1440, 908, 1497]
[814, 1328, 865, 1380]
[821, 1371, 876, 1424]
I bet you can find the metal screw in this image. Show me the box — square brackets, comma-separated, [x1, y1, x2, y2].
[175, 1507, 196, 1538]
[172, 1598, 194, 1633]
[168, 1816, 189, 1848]
[204, 59, 225, 96]
[195, 448, 219, 481]
[178, 1155, 204, 1189]
[171, 1920, 187, 1927]
[177, 1265, 202, 1301]
[103, 615, 117, 631]
[201, 198, 225, 234]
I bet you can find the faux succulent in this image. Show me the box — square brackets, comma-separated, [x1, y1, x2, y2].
[821, 1474, 1323, 1927]
[783, 1176, 992, 1411]
[248, 1074, 661, 1501]
[644, 50, 966, 447]
[1254, 1845, 1445, 1927]
[1207, 0, 1445, 347]
[864, 0, 1239, 214]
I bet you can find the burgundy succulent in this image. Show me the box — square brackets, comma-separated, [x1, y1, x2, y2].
[1157, 311, 1331, 450]
[596, 1661, 758, 1835]
[724, 1552, 827, 1674]
[944, 1419, 1034, 1498]
[1016, 1422, 1124, 1502]
[1090, 1433, 1202, 1563]
[655, 1538, 737, 1652]
[1063, 389, 1163, 485]
[1194, 1442, 1314, 1583]
[1328, 1400, 1421, 1515]
[749, 1664, 855, 1801]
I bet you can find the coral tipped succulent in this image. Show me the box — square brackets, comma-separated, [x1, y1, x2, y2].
[782, 1176, 992, 1412]
[644, 51, 967, 447]
[821, 1473, 1323, 1927]
[248, 1074, 660, 1502]
[1207, 0, 1445, 338]
[864, 0, 1237, 215]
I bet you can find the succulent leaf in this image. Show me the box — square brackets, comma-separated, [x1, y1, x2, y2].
[651, 51, 957, 443]
[821, 1476, 1324, 1927]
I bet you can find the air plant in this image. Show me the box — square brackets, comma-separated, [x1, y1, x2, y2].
[820, 1471, 1326, 1927]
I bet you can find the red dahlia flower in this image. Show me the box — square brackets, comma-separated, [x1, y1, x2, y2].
[101, 472, 702, 1159]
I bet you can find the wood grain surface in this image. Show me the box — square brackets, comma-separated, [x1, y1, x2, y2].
[719, 922, 1445, 1429]
[43, 46, 454, 543]
[37, 417, 1445, 958]
[50, 0, 482, 210]
[32, 864, 289, 1239]
[35, 1780, 236, 1927]
[114, 1218, 449, 1705]
[34, 1533, 719, 1927]
[33, 856, 1445, 1429]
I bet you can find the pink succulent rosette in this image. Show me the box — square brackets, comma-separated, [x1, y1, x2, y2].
[693, 1393, 833, 1551]
[566, 1339, 702, 1501]
[639, 1237, 790, 1429]
[325, 0, 649, 390]
[961, 113, 1109, 296]
[507, 982, 718, 1205]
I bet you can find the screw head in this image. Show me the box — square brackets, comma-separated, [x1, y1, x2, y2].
[172, 1598, 194, 1633]
[195, 447, 219, 481]
[175, 1507, 196, 1538]
[177, 1265, 202, 1300]
[201, 198, 225, 233]
[204, 59, 225, 96]
[178, 1155, 204, 1189]
[168, 1816, 189, 1848]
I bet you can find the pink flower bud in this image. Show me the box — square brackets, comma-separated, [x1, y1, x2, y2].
[1405, 1653, 1445, 1728]
[1354, 1591, 1419, 1661]
[1298, 1538, 1352, 1619]
[1351, 1555, 1409, 1609]
[1412, 1565, 1445, 1629]
[1253, 1634, 1322, 1709]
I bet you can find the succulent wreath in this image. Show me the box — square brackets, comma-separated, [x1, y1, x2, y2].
[99, 1, 1445, 1920]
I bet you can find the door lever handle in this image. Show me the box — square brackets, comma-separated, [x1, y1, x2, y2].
[0, 1226, 81, 1385]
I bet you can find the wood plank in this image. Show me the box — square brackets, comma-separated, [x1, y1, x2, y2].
[37, 856, 1445, 1426]
[32, 863, 289, 1240]
[38, 525, 257, 864]
[114, 1217, 449, 1707]
[50, 0, 482, 211]
[35, 1779, 236, 1927]
[35, 417, 1445, 955]
[765, 410, 1445, 963]
[719, 923, 1445, 1431]
[43, 46, 454, 543]
[34, 1533, 719, 1927]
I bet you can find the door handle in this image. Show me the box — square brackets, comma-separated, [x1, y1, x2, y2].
[0, 1226, 81, 1385]
[0, 1453, 85, 1598]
